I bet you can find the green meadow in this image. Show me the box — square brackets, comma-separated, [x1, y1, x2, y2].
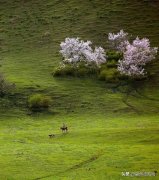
[0, 0, 159, 179]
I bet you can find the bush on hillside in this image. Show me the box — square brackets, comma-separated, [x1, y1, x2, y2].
[53, 64, 75, 76]
[77, 62, 99, 76]
[28, 94, 51, 111]
[0, 74, 15, 97]
[53, 62, 99, 77]
[98, 67, 119, 82]
[106, 60, 117, 68]
[106, 51, 122, 61]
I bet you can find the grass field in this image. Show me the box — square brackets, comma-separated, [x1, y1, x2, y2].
[0, 113, 159, 179]
[0, 0, 159, 179]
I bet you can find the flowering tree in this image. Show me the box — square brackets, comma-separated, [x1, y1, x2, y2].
[118, 37, 158, 77]
[108, 30, 158, 77]
[108, 29, 129, 52]
[60, 37, 106, 66]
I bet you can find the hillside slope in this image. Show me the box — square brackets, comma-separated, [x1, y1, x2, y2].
[1, 0, 159, 113]
[1, 0, 159, 77]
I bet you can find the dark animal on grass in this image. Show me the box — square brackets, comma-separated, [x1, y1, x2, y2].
[49, 134, 55, 138]
[154, 171, 157, 176]
[60, 123, 68, 133]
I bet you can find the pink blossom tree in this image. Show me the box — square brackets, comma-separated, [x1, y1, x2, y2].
[108, 30, 158, 77]
[108, 29, 129, 52]
[118, 37, 158, 77]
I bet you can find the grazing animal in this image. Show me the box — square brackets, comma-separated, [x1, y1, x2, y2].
[49, 134, 55, 138]
[60, 126, 68, 132]
[60, 123, 68, 133]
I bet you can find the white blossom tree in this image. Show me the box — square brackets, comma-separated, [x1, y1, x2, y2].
[60, 37, 106, 66]
[93, 47, 107, 65]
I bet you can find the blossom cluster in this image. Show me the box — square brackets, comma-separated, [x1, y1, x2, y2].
[60, 37, 106, 66]
[108, 29, 129, 52]
[108, 30, 158, 76]
[59, 30, 158, 78]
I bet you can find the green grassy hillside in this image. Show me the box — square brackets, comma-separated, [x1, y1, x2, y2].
[0, 0, 159, 179]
